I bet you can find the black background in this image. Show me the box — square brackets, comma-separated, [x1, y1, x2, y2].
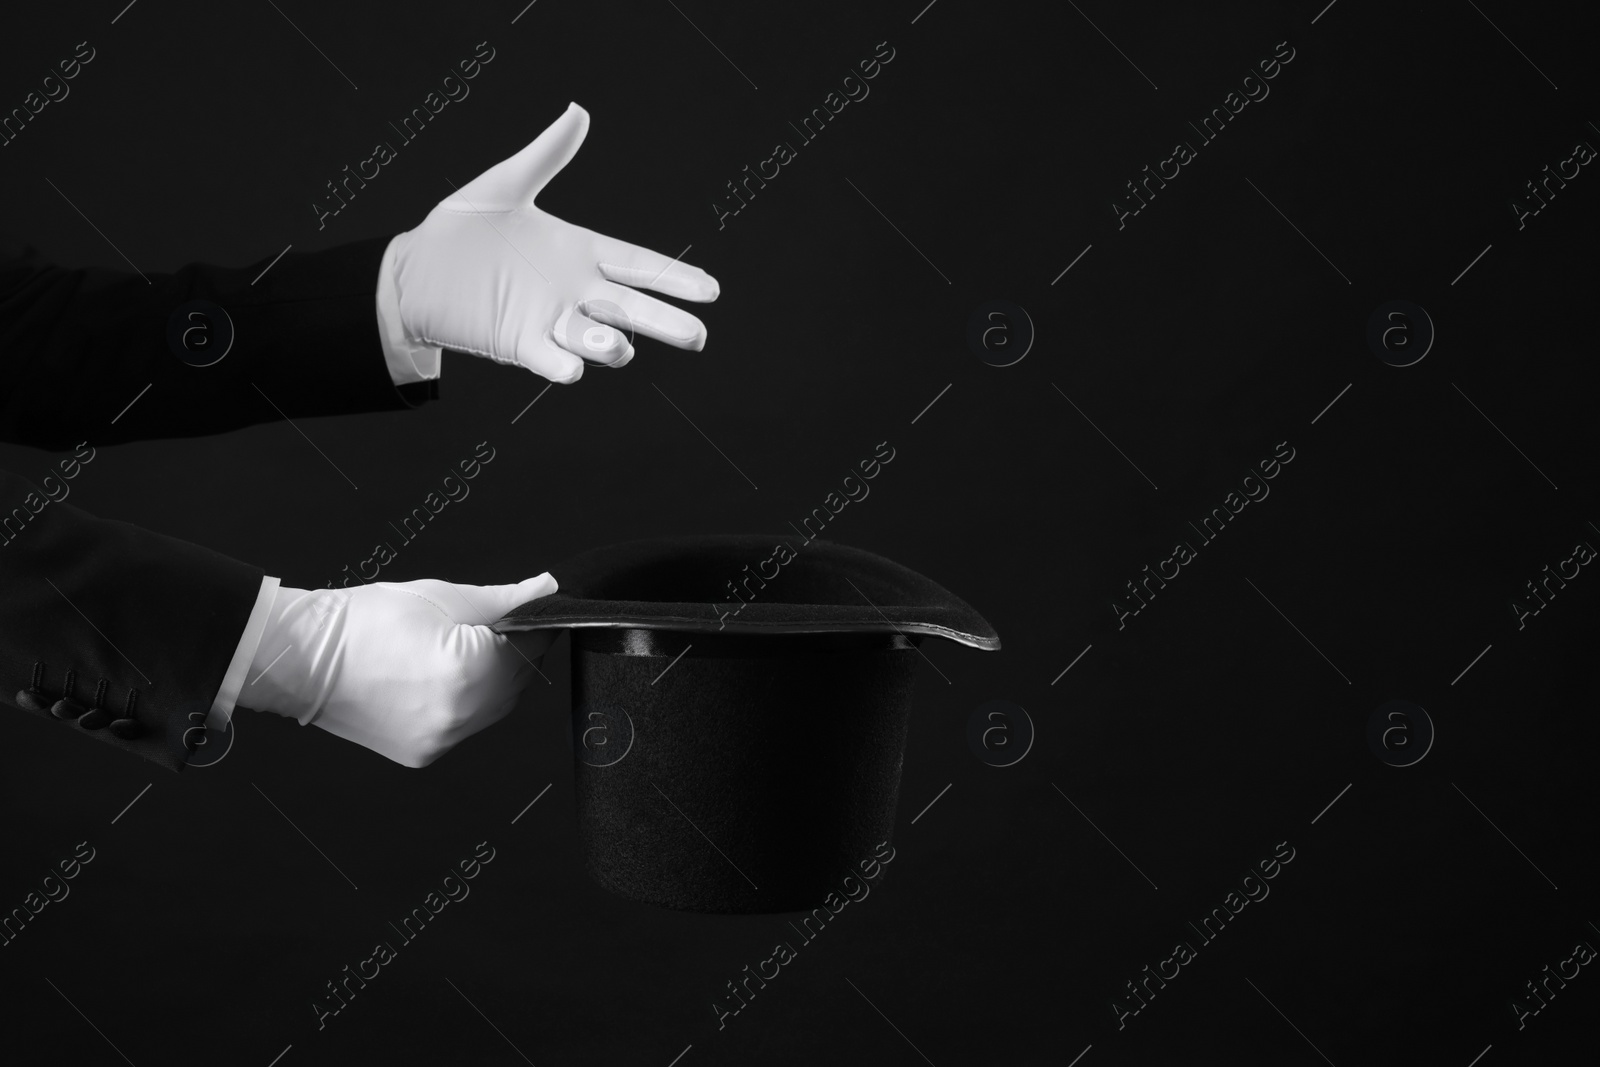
[2, 1, 1596, 1064]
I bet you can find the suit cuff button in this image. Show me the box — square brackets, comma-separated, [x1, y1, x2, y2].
[78, 707, 112, 730]
[16, 687, 51, 713]
[109, 717, 144, 739]
[51, 697, 86, 720]
[16, 662, 52, 713]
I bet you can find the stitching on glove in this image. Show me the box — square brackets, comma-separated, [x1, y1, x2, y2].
[414, 335, 507, 363]
[597, 260, 706, 291]
[578, 285, 695, 342]
[389, 585, 460, 624]
[597, 261, 655, 283]
[597, 316, 692, 343]
[435, 204, 520, 217]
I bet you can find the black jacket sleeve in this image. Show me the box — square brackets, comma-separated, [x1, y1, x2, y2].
[0, 237, 440, 770]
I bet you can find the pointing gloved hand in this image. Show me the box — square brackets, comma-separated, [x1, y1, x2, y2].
[239, 575, 558, 768]
[383, 101, 720, 385]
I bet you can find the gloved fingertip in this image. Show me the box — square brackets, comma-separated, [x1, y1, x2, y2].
[519, 571, 558, 597]
[537, 349, 583, 383]
[557, 347, 586, 382]
[562, 102, 591, 130]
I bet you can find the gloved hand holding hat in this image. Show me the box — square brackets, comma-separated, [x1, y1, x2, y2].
[240, 575, 560, 769]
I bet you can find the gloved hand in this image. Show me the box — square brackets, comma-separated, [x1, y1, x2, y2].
[383, 101, 720, 385]
[239, 574, 558, 768]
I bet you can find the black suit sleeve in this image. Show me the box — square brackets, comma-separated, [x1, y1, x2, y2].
[0, 237, 440, 770]
[0, 235, 436, 447]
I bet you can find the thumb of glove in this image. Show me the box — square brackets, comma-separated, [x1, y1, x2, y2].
[453, 572, 560, 626]
[446, 102, 589, 212]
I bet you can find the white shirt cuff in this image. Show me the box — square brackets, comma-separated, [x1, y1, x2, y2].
[375, 233, 442, 386]
[207, 575, 281, 731]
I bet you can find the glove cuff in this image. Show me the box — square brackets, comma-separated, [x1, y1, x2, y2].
[206, 575, 281, 732]
[376, 233, 443, 385]
[242, 586, 346, 725]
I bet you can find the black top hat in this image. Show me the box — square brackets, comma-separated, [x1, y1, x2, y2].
[492, 534, 999, 913]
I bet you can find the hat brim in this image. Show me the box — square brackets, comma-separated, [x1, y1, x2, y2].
[490, 534, 1000, 651]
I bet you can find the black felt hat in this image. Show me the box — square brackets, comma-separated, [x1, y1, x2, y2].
[491, 534, 999, 913]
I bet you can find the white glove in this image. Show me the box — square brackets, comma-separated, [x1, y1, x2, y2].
[240, 575, 558, 768]
[384, 101, 720, 385]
